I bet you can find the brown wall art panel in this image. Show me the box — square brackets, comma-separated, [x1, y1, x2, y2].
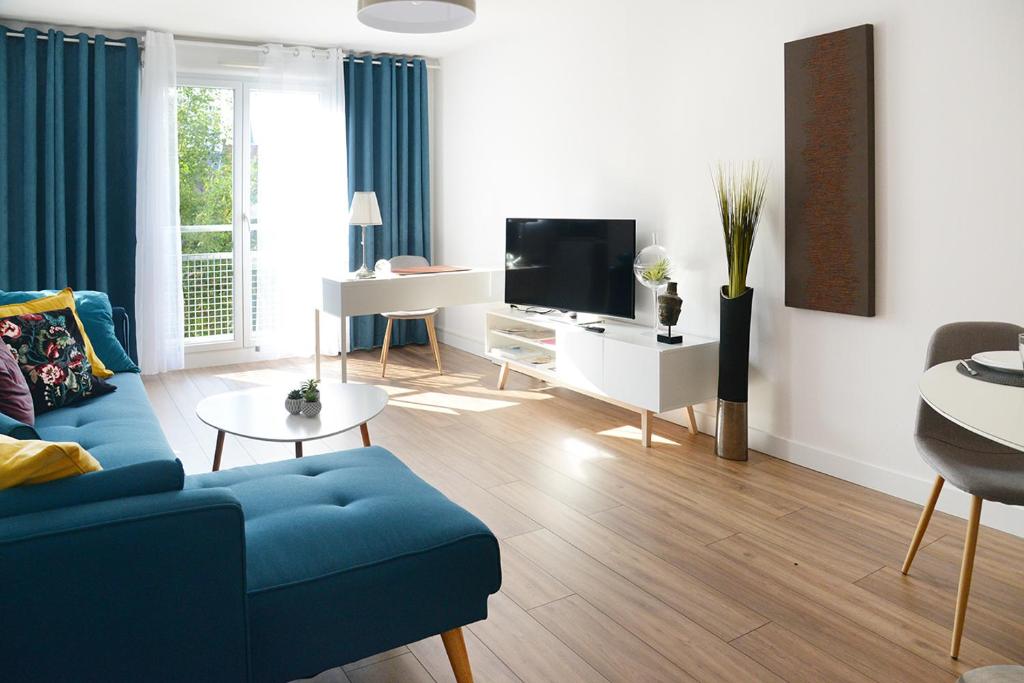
[785, 24, 875, 316]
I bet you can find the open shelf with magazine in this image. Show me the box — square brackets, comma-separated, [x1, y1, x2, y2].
[484, 316, 558, 378]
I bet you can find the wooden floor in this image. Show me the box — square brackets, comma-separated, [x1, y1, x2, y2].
[144, 343, 1024, 683]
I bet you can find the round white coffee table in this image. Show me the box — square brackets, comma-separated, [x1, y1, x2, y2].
[196, 384, 389, 471]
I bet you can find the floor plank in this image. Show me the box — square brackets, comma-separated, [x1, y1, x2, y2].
[507, 529, 782, 682]
[731, 622, 874, 683]
[492, 480, 767, 641]
[468, 591, 608, 682]
[529, 594, 697, 682]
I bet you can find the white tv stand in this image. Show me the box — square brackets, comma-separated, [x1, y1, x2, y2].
[485, 307, 719, 446]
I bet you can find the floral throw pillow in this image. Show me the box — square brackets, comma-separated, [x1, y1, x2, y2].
[0, 308, 116, 414]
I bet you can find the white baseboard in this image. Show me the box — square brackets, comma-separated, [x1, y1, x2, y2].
[184, 345, 297, 370]
[437, 326, 1024, 538]
[437, 327, 491, 357]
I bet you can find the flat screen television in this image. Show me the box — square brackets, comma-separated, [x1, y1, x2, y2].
[505, 218, 636, 319]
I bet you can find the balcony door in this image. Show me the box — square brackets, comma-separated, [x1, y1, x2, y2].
[177, 78, 253, 350]
[176, 53, 346, 363]
[178, 76, 285, 355]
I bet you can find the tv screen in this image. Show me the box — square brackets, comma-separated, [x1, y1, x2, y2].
[505, 218, 636, 319]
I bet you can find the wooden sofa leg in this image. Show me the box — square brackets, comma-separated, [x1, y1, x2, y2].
[440, 627, 474, 683]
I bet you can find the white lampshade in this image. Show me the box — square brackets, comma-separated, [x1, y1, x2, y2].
[357, 0, 476, 34]
[348, 191, 383, 226]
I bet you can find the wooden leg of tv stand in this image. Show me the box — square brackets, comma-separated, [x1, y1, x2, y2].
[641, 409, 653, 448]
[497, 362, 511, 390]
[685, 405, 698, 435]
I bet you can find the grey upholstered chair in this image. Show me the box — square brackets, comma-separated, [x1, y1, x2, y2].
[901, 321, 1024, 659]
[380, 255, 443, 377]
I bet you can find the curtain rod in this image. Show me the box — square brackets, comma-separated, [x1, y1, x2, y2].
[175, 37, 438, 69]
[4, 29, 138, 48]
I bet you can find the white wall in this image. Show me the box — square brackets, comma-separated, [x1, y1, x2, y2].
[434, 0, 1024, 535]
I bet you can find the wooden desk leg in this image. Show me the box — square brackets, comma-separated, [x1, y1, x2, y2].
[641, 410, 653, 448]
[359, 422, 371, 447]
[212, 430, 226, 471]
[685, 405, 698, 435]
[295, 441, 303, 459]
[496, 362, 511, 390]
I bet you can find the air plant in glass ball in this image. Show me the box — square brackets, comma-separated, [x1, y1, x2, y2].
[633, 235, 673, 332]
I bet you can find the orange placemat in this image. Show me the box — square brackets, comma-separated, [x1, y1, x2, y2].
[391, 265, 471, 275]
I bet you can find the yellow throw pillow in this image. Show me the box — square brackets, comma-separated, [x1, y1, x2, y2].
[0, 288, 113, 378]
[0, 434, 102, 489]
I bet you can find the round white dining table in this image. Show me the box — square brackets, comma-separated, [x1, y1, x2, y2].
[919, 361, 1024, 452]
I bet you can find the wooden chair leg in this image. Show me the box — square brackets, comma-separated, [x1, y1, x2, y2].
[440, 627, 474, 683]
[902, 475, 944, 575]
[425, 315, 443, 375]
[951, 495, 982, 659]
[380, 318, 394, 378]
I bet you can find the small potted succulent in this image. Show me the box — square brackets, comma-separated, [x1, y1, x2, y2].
[285, 389, 303, 415]
[300, 378, 322, 418]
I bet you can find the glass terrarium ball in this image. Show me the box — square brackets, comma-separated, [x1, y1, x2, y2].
[633, 243, 672, 291]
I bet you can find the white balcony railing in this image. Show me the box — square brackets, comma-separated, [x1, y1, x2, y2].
[181, 225, 260, 344]
[182, 251, 234, 340]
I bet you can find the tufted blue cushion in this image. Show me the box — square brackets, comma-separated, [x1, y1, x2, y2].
[32, 373, 175, 469]
[187, 447, 502, 683]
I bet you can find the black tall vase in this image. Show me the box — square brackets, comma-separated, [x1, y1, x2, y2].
[715, 286, 753, 461]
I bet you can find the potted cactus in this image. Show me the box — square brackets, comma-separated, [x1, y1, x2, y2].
[285, 389, 303, 415]
[300, 379, 322, 418]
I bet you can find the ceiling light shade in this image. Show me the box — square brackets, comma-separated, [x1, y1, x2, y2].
[357, 0, 476, 34]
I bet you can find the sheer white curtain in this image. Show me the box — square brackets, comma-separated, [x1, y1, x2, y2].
[135, 30, 184, 374]
[251, 46, 346, 357]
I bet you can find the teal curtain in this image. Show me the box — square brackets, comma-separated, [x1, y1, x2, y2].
[344, 55, 431, 350]
[0, 27, 140, 346]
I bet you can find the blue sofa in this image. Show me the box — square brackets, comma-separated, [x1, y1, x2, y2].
[0, 309, 501, 682]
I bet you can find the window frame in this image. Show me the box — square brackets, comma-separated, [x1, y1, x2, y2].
[176, 74, 252, 354]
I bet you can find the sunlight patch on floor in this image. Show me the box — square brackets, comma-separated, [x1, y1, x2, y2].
[213, 368, 305, 387]
[394, 391, 518, 413]
[558, 436, 618, 478]
[597, 425, 680, 446]
[457, 386, 554, 401]
[369, 384, 417, 397]
[387, 399, 459, 416]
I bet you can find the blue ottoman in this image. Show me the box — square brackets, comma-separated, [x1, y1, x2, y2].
[188, 447, 501, 683]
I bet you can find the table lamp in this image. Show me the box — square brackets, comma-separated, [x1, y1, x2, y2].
[348, 191, 383, 279]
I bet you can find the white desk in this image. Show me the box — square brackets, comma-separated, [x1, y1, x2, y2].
[317, 267, 503, 381]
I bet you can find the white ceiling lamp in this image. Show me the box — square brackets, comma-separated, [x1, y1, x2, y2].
[357, 0, 476, 33]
